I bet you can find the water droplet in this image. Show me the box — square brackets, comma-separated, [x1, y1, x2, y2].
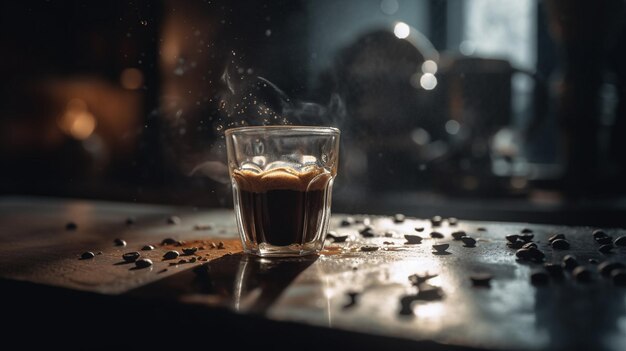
[321, 154, 328, 163]
[140, 20, 148, 26]
[265, 29, 272, 37]
[216, 124, 223, 131]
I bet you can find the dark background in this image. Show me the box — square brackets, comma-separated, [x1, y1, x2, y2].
[2, 0, 626, 225]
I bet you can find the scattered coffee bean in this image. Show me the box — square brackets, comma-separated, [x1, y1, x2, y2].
[383, 241, 394, 245]
[161, 238, 177, 245]
[360, 245, 379, 252]
[142, 245, 155, 251]
[596, 236, 613, 245]
[96, 251, 103, 255]
[384, 231, 395, 238]
[66, 222, 78, 231]
[530, 270, 549, 286]
[573, 266, 593, 283]
[470, 273, 492, 287]
[198, 246, 205, 250]
[461, 236, 477, 247]
[477, 227, 487, 232]
[611, 269, 626, 286]
[182, 247, 198, 255]
[505, 235, 520, 243]
[333, 235, 349, 243]
[189, 257, 197, 263]
[167, 216, 181, 225]
[451, 231, 466, 240]
[340, 217, 354, 227]
[507, 239, 525, 249]
[615, 236, 626, 247]
[599, 244, 614, 254]
[520, 233, 534, 242]
[157, 268, 168, 273]
[598, 261, 626, 277]
[163, 250, 180, 260]
[447, 217, 458, 226]
[593, 229, 608, 239]
[404, 235, 423, 244]
[414, 227, 425, 232]
[522, 242, 537, 250]
[562, 255, 579, 270]
[544, 263, 564, 278]
[122, 252, 140, 262]
[399, 296, 416, 316]
[430, 216, 443, 226]
[516, 249, 531, 260]
[343, 291, 359, 309]
[125, 217, 135, 225]
[521, 228, 533, 234]
[359, 226, 376, 238]
[209, 242, 217, 249]
[175, 240, 186, 246]
[114, 238, 126, 247]
[548, 233, 565, 243]
[408, 273, 438, 285]
[551, 239, 570, 250]
[416, 284, 444, 300]
[516, 247, 544, 262]
[80, 251, 95, 259]
[326, 231, 337, 240]
[135, 258, 153, 268]
[178, 259, 188, 264]
[589, 259, 599, 264]
[432, 243, 449, 253]
[430, 231, 444, 239]
[217, 241, 225, 249]
[393, 213, 406, 223]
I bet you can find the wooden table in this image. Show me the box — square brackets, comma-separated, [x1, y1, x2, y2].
[2, 196, 626, 350]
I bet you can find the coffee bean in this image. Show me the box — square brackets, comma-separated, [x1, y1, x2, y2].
[142, 245, 155, 251]
[544, 263, 564, 277]
[326, 231, 338, 240]
[477, 227, 487, 232]
[530, 270, 549, 285]
[383, 241, 394, 245]
[360, 245, 379, 252]
[414, 227, 425, 232]
[573, 266, 593, 283]
[432, 243, 449, 252]
[521, 228, 533, 234]
[163, 250, 180, 260]
[189, 257, 197, 263]
[506, 235, 520, 243]
[522, 242, 537, 249]
[451, 231, 466, 240]
[114, 238, 126, 247]
[520, 233, 534, 242]
[340, 217, 354, 227]
[122, 252, 140, 262]
[167, 216, 181, 225]
[334, 235, 349, 243]
[96, 251, 103, 255]
[548, 233, 565, 243]
[430, 216, 443, 226]
[593, 229, 608, 239]
[161, 238, 177, 245]
[507, 239, 525, 249]
[598, 261, 626, 277]
[416, 284, 444, 300]
[516, 249, 531, 260]
[461, 237, 476, 247]
[80, 251, 95, 259]
[447, 217, 458, 225]
[359, 226, 376, 238]
[343, 291, 359, 309]
[615, 236, 626, 246]
[596, 236, 613, 245]
[551, 239, 570, 250]
[209, 242, 217, 249]
[217, 241, 225, 249]
[135, 258, 153, 268]
[516, 248, 544, 261]
[599, 244, 614, 254]
[611, 269, 626, 286]
[66, 222, 78, 231]
[562, 255, 579, 270]
[393, 213, 406, 223]
[125, 217, 135, 225]
[430, 231, 444, 239]
[404, 235, 423, 244]
[408, 273, 438, 285]
[178, 259, 188, 264]
[182, 247, 198, 255]
[470, 273, 492, 287]
[384, 231, 395, 238]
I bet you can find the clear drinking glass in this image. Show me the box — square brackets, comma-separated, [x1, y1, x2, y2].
[225, 126, 340, 257]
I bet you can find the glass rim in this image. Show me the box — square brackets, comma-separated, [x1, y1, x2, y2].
[225, 125, 340, 136]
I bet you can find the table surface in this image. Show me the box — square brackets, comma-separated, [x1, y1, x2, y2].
[2, 196, 626, 350]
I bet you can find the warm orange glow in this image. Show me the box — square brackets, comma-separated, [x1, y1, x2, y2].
[58, 98, 97, 140]
[120, 68, 144, 90]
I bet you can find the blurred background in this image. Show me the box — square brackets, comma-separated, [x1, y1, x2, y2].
[2, 0, 626, 225]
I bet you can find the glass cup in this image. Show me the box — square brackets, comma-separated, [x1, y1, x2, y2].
[225, 126, 340, 257]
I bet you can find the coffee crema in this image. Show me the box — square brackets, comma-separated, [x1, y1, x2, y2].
[232, 166, 334, 248]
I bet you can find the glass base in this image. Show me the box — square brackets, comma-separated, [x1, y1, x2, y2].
[244, 242, 321, 257]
